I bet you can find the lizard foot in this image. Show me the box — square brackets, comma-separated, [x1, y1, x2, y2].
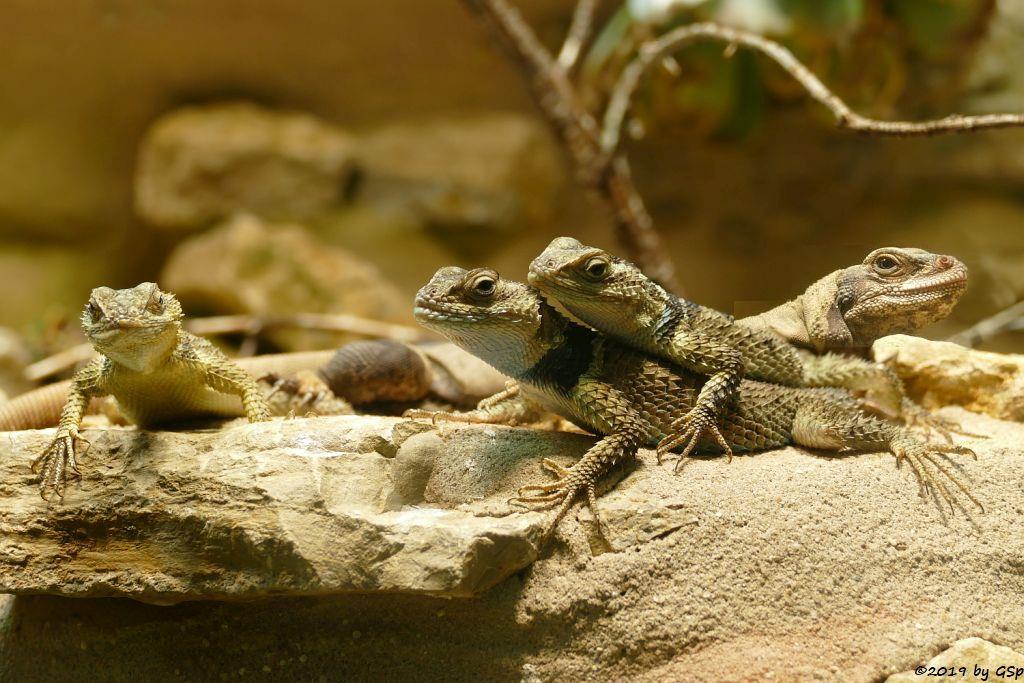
[890, 435, 983, 514]
[31, 429, 91, 501]
[510, 459, 606, 545]
[261, 371, 352, 418]
[656, 406, 733, 472]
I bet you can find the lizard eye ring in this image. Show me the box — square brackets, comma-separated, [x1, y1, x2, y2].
[469, 275, 496, 298]
[86, 302, 102, 322]
[872, 254, 901, 275]
[583, 256, 610, 280]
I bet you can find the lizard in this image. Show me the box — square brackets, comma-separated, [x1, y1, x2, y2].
[28, 282, 277, 500]
[408, 266, 981, 541]
[527, 237, 969, 461]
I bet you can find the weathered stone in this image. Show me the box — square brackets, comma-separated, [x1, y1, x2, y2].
[134, 102, 357, 229]
[874, 334, 1024, 421]
[887, 638, 1024, 682]
[0, 415, 549, 603]
[160, 213, 410, 350]
[1, 409, 1022, 681]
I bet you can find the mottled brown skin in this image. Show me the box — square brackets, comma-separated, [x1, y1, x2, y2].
[740, 247, 968, 352]
[31, 283, 272, 500]
[410, 267, 980, 543]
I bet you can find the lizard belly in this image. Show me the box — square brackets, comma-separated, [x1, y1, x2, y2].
[109, 366, 242, 427]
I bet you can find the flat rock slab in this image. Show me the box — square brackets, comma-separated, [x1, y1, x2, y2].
[0, 410, 1023, 680]
[0, 416, 595, 603]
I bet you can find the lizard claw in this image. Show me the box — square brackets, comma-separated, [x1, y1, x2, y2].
[656, 407, 733, 472]
[890, 435, 983, 515]
[32, 429, 88, 501]
[509, 460, 606, 547]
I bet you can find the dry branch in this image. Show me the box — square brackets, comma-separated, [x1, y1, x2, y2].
[461, 0, 681, 292]
[947, 300, 1024, 348]
[557, 0, 599, 73]
[602, 22, 1024, 156]
[23, 313, 427, 381]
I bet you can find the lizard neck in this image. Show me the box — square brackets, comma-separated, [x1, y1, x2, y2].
[739, 271, 852, 353]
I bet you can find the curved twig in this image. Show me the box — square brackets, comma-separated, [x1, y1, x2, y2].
[602, 22, 1024, 156]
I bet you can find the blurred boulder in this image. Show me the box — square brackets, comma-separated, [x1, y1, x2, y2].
[135, 102, 358, 229]
[874, 334, 1024, 421]
[352, 114, 565, 255]
[160, 213, 409, 350]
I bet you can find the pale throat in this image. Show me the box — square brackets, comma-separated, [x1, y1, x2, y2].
[93, 325, 180, 372]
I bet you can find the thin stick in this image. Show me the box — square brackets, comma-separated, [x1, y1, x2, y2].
[24, 343, 95, 382]
[23, 313, 428, 381]
[186, 314, 427, 343]
[947, 299, 1024, 348]
[557, 0, 599, 73]
[602, 22, 1024, 156]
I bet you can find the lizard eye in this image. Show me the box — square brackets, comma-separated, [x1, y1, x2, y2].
[872, 254, 901, 275]
[469, 275, 496, 298]
[147, 294, 165, 314]
[86, 302, 102, 322]
[583, 256, 610, 280]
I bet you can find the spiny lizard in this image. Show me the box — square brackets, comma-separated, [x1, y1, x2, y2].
[410, 267, 980, 541]
[528, 238, 968, 459]
[31, 283, 273, 499]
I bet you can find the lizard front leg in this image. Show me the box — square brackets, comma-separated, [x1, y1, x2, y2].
[512, 428, 644, 545]
[513, 379, 648, 544]
[187, 335, 271, 422]
[32, 356, 108, 500]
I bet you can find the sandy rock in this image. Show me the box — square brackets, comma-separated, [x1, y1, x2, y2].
[135, 102, 357, 229]
[887, 637, 1024, 682]
[874, 334, 1024, 421]
[160, 213, 410, 349]
[0, 415, 552, 603]
[0, 409, 1022, 681]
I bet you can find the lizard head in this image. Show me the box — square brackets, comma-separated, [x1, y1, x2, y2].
[414, 266, 551, 375]
[836, 247, 968, 343]
[528, 236, 668, 328]
[82, 282, 183, 371]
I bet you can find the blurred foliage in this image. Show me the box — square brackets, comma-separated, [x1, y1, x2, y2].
[584, 0, 995, 141]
